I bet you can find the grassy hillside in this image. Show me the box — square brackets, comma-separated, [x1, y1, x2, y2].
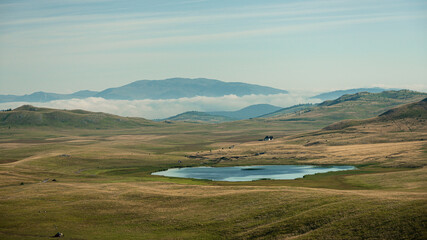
[260, 104, 314, 118]
[163, 104, 283, 123]
[0, 105, 155, 129]
[318, 89, 422, 107]
[378, 97, 427, 119]
[268, 90, 426, 124]
[190, 98, 427, 168]
[324, 97, 427, 130]
[163, 111, 236, 123]
[311, 87, 394, 100]
[209, 104, 282, 120]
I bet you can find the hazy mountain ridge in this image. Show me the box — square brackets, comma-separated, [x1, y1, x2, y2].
[311, 87, 397, 101]
[150, 90, 425, 124]
[208, 104, 282, 120]
[162, 111, 236, 123]
[0, 90, 99, 103]
[259, 104, 314, 118]
[0, 78, 287, 103]
[3, 90, 425, 128]
[163, 104, 282, 123]
[95, 78, 288, 100]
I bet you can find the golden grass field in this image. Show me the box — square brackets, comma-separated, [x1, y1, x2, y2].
[0, 100, 426, 239]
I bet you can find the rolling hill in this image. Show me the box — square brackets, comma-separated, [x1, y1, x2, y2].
[0, 105, 155, 129]
[268, 90, 427, 125]
[162, 111, 235, 123]
[268, 97, 427, 160]
[208, 104, 282, 120]
[259, 103, 314, 118]
[1, 92, 426, 240]
[324, 97, 427, 131]
[311, 87, 396, 101]
[163, 104, 283, 123]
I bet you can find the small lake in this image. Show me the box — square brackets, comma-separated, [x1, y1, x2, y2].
[152, 165, 356, 182]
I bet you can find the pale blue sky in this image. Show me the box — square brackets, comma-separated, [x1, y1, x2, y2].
[1, 0, 426, 94]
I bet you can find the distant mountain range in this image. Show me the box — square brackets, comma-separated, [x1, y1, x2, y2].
[96, 78, 287, 100]
[0, 90, 99, 103]
[3, 90, 425, 127]
[162, 90, 426, 123]
[0, 78, 288, 103]
[162, 104, 282, 123]
[311, 87, 398, 101]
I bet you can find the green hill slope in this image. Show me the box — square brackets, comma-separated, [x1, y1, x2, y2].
[0, 105, 155, 129]
[208, 104, 282, 120]
[378, 97, 427, 120]
[311, 87, 395, 100]
[324, 97, 427, 130]
[260, 104, 314, 118]
[163, 104, 283, 123]
[164, 111, 235, 123]
[268, 90, 426, 124]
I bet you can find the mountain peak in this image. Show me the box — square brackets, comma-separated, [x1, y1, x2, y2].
[95, 78, 287, 100]
[0, 78, 287, 103]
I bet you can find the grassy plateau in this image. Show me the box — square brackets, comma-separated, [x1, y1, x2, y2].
[0, 91, 426, 239]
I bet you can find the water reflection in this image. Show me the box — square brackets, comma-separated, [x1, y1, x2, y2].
[152, 165, 356, 182]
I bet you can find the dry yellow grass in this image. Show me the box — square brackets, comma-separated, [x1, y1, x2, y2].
[194, 118, 427, 168]
[0, 112, 426, 239]
[106, 134, 166, 141]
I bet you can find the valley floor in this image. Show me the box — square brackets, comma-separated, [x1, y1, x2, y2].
[0, 121, 426, 239]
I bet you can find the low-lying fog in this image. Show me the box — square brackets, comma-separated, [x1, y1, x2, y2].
[0, 93, 321, 119]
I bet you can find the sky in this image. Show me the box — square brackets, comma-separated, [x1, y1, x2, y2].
[0, 0, 426, 119]
[1, 0, 426, 95]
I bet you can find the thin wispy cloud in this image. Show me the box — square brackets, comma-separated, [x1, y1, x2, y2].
[4, 11, 424, 54]
[2, 1, 425, 48]
[1, 0, 426, 95]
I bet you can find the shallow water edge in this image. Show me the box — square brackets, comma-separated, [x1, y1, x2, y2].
[152, 165, 356, 182]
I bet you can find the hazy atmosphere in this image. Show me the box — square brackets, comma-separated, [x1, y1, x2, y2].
[0, 92, 314, 119]
[1, 1, 427, 239]
[1, 0, 427, 95]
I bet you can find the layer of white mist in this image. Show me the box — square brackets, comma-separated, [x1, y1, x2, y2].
[0, 93, 320, 119]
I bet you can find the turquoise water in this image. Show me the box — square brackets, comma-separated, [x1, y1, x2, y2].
[152, 165, 356, 182]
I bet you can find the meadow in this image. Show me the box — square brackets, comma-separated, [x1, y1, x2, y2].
[0, 96, 426, 239]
